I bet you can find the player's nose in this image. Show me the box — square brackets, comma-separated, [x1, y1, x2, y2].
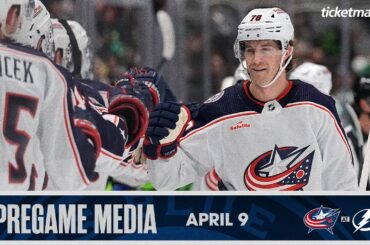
[250, 52, 264, 67]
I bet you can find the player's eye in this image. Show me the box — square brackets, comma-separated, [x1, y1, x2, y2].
[245, 48, 254, 54]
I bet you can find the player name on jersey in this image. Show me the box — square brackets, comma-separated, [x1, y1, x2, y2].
[0, 55, 34, 84]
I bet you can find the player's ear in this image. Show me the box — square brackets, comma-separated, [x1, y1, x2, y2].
[284, 45, 293, 59]
[54, 49, 63, 65]
[36, 36, 44, 51]
[4, 5, 21, 36]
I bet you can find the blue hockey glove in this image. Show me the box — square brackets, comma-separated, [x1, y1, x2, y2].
[143, 102, 192, 160]
[108, 74, 154, 147]
[126, 67, 164, 106]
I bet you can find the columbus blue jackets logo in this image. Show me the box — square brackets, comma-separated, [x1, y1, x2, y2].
[304, 206, 340, 234]
[244, 145, 314, 190]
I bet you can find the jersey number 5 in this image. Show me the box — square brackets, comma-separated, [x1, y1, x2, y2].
[3, 93, 39, 188]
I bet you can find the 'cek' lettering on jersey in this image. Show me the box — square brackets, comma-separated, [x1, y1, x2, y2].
[0, 41, 97, 190]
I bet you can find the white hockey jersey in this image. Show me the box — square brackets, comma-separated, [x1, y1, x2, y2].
[0, 41, 97, 190]
[148, 80, 359, 191]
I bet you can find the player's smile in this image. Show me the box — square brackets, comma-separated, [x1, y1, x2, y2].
[249, 68, 268, 81]
[251, 68, 266, 72]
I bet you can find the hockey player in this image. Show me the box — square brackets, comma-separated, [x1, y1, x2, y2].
[0, 0, 101, 190]
[196, 62, 250, 190]
[289, 62, 333, 95]
[46, 17, 172, 190]
[353, 76, 370, 189]
[26, 0, 54, 59]
[42, 18, 153, 190]
[17, 3, 128, 190]
[144, 7, 358, 191]
[107, 67, 179, 189]
[290, 62, 364, 179]
[353, 77, 370, 154]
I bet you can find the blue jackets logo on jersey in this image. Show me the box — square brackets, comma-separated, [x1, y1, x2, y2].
[304, 206, 340, 234]
[244, 145, 314, 190]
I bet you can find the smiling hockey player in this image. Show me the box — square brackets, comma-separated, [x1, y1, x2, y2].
[144, 7, 358, 191]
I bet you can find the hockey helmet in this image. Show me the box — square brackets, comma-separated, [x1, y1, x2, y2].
[289, 62, 332, 95]
[0, 0, 35, 43]
[234, 7, 294, 87]
[234, 7, 294, 59]
[355, 76, 370, 100]
[51, 18, 72, 70]
[27, 0, 54, 59]
[68, 20, 93, 79]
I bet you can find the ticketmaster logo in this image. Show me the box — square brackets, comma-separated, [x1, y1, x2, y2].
[322, 7, 370, 18]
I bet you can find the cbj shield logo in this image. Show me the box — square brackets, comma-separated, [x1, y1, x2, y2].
[244, 145, 314, 190]
[353, 209, 370, 233]
[304, 206, 340, 234]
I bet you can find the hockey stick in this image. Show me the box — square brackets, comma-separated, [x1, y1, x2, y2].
[359, 131, 370, 190]
[155, 6, 175, 70]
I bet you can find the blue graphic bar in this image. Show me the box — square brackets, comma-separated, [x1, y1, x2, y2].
[0, 194, 369, 240]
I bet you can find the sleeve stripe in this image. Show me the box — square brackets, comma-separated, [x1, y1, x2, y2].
[179, 98, 352, 163]
[101, 149, 122, 161]
[286, 101, 353, 162]
[51, 60, 91, 186]
[180, 111, 258, 142]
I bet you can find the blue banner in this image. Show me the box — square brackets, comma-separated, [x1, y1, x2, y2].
[0, 194, 369, 240]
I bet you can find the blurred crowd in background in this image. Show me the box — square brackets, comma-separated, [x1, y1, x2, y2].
[41, 0, 370, 103]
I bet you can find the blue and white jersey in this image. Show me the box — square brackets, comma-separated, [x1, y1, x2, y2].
[76, 79, 130, 172]
[0, 41, 97, 190]
[77, 78, 162, 190]
[75, 79, 130, 191]
[148, 80, 358, 191]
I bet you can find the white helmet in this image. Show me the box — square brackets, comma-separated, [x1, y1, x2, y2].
[51, 18, 72, 69]
[234, 7, 294, 88]
[68, 20, 93, 79]
[289, 62, 332, 95]
[0, 0, 35, 43]
[27, 0, 54, 58]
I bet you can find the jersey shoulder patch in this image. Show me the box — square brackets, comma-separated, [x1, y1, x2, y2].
[204, 91, 224, 104]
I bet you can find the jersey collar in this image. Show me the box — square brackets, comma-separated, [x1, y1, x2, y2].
[242, 80, 294, 111]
